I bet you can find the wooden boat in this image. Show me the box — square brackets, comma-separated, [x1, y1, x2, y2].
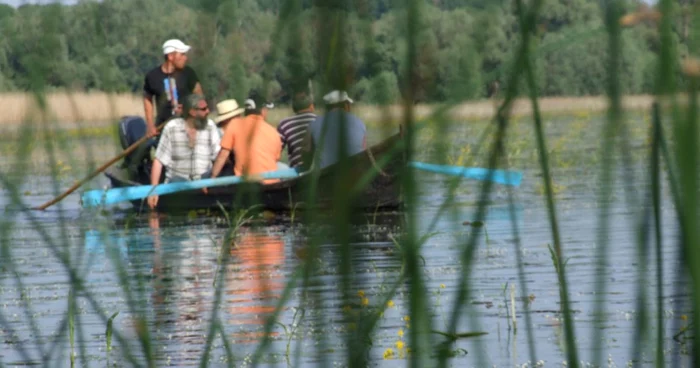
[104, 132, 405, 213]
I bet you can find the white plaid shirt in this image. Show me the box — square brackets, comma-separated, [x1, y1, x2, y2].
[155, 118, 221, 181]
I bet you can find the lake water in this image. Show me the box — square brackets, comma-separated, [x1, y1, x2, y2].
[0, 116, 692, 367]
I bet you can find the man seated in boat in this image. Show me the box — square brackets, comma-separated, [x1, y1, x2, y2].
[212, 98, 246, 174]
[306, 90, 367, 169]
[209, 91, 284, 184]
[277, 88, 317, 170]
[147, 94, 221, 209]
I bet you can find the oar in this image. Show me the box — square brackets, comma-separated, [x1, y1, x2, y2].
[80, 168, 301, 208]
[408, 161, 523, 187]
[33, 121, 168, 211]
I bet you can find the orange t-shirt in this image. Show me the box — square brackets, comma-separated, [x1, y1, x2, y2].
[220, 114, 282, 183]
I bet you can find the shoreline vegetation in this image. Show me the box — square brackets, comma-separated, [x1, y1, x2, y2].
[1, 92, 658, 129]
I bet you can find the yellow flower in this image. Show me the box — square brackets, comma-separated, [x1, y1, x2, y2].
[681, 315, 688, 321]
[398, 328, 404, 338]
[357, 290, 365, 298]
[440, 284, 446, 289]
[383, 348, 394, 359]
[396, 340, 404, 350]
[387, 300, 395, 308]
[361, 297, 369, 306]
[342, 305, 352, 313]
[403, 316, 410, 322]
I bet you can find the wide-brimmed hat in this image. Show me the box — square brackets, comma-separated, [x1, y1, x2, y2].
[323, 90, 353, 105]
[162, 39, 191, 54]
[214, 99, 245, 124]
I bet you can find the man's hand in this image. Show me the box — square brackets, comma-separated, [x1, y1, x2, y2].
[146, 123, 158, 138]
[202, 187, 208, 195]
[148, 195, 159, 209]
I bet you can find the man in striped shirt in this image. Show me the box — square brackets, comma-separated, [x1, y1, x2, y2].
[277, 91, 317, 169]
[148, 94, 221, 209]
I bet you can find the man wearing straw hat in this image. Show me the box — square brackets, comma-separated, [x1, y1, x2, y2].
[210, 98, 246, 178]
[143, 38, 203, 138]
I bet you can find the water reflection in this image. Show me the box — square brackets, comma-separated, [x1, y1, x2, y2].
[225, 229, 286, 343]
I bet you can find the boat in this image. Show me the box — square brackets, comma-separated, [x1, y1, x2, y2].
[104, 132, 405, 213]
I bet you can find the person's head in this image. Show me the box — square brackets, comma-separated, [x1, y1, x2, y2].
[292, 91, 314, 113]
[323, 90, 353, 112]
[213, 99, 245, 129]
[244, 90, 274, 119]
[162, 39, 191, 70]
[184, 94, 210, 130]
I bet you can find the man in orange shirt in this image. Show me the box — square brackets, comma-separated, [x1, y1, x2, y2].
[210, 91, 282, 183]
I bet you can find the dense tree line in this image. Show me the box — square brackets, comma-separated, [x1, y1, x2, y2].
[0, 0, 687, 104]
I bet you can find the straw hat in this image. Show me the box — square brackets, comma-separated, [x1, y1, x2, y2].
[213, 99, 245, 124]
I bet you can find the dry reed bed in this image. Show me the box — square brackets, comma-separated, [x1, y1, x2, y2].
[0, 92, 659, 129]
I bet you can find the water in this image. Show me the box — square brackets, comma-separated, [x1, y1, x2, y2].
[0, 116, 692, 367]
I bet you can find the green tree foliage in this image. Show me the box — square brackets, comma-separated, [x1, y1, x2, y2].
[536, 24, 655, 96]
[0, 0, 679, 103]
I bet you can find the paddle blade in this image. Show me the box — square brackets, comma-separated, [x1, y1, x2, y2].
[81, 185, 155, 208]
[408, 162, 523, 186]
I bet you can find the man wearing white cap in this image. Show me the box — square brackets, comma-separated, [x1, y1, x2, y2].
[143, 39, 203, 138]
[307, 90, 367, 169]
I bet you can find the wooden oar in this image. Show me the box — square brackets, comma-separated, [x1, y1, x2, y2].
[408, 161, 523, 186]
[34, 121, 167, 211]
[81, 168, 301, 208]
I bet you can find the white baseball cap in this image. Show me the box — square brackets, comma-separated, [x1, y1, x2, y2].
[323, 90, 353, 105]
[162, 39, 191, 54]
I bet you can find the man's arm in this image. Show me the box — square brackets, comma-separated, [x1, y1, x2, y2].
[143, 96, 157, 138]
[147, 159, 163, 209]
[210, 149, 231, 179]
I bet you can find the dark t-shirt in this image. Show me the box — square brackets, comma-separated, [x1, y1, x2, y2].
[143, 65, 199, 125]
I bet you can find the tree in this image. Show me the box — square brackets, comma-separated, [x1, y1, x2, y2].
[437, 35, 483, 100]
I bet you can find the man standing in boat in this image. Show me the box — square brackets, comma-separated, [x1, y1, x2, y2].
[277, 88, 317, 170]
[209, 91, 283, 184]
[307, 90, 366, 169]
[147, 94, 221, 209]
[143, 39, 203, 138]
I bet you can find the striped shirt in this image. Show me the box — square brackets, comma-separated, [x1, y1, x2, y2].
[277, 112, 317, 168]
[155, 118, 221, 181]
